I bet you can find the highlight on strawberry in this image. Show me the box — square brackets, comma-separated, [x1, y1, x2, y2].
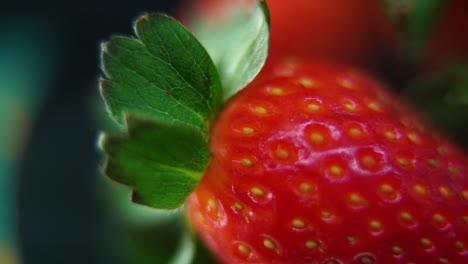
[98, 0, 468, 263]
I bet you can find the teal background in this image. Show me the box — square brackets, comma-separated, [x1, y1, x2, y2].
[0, 1, 183, 263]
[0, 21, 54, 256]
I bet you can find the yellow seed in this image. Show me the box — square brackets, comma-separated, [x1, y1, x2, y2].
[237, 243, 251, 255]
[349, 193, 366, 206]
[208, 198, 217, 209]
[329, 166, 343, 177]
[455, 241, 465, 250]
[379, 184, 394, 194]
[344, 102, 356, 111]
[275, 147, 289, 159]
[397, 157, 410, 167]
[339, 78, 353, 89]
[384, 131, 397, 141]
[462, 190, 468, 200]
[263, 239, 276, 249]
[360, 256, 374, 264]
[321, 211, 332, 219]
[299, 183, 314, 194]
[391, 245, 404, 255]
[432, 213, 447, 226]
[408, 132, 421, 144]
[346, 236, 357, 244]
[439, 186, 453, 198]
[348, 127, 363, 138]
[362, 156, 376, 167]
[250, 187, 264, 197]
[310, 133, 324, 144]
[448, 166, 459, 175]
[234, 202, 244, 210]
[413, 185, 427, 195]
[378, 183, 398, 201]
[420, 238, 433, 248]
[299, 78, 315, 88]
[255, 106, 267, 115]
[270, 86, 284, 95]
[305, 240, 319, 249]
[242, 127, 254, 135]
[400, 212, 414, 222]
[292, 218, 306, 229]
[307, 103, 321, 112]
[368, 102, 381, 112]
[428, 159, 439, 167]
[369, 220, 383, 231]
[438, 258, 449, 264]
[241, 158, 253, 167]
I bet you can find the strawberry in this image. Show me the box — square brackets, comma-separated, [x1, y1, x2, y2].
[422, 0, 468, 70]
[179, 0, 399, 73]
[186, 59, 468, 263]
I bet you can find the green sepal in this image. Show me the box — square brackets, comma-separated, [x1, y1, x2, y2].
[100, 13, 223, 135]
[99, 114, 210, 209]
[191, 0, 270, 99]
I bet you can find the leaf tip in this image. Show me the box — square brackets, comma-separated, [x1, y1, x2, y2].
[98, 78, 119, 122]
[97, 131, 107, 150]
[134, 12, 152, 30]
[134, 13, 174, 37]
[96, 132, 109, 152]
[99, 41, 112, 77]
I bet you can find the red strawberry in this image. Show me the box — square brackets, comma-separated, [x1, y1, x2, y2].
[179, 0, 399, 74]
[422, 0, 468, 70]
[186, 59, 468, 263]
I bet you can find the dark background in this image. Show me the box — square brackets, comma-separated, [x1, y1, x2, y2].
[1, 1, 183, 263]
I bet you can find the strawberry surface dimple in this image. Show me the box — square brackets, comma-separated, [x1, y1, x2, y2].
[186, 60, 468, 263]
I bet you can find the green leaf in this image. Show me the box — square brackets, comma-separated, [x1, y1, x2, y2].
[191, 0, 270, 99]
[99, 115, 210, 209]
[100, 13, 223, 135]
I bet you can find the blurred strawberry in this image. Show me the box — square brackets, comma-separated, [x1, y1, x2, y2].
[179, 0, 400, 74]
[420, 0, 468, 70]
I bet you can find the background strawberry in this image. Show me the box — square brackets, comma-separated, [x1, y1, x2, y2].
[186, 58, 468, 263]
[422, 0, 468, 71]
[179, 0, 400, 75]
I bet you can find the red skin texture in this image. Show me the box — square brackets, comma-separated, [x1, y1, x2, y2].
[423, 0, 468, 70]
[186, 59, 468, 263]
[179, 0, 400, 73]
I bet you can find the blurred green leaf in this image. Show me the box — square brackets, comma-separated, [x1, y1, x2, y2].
[191, 0, 270, 99]
[120, 219, 217, 264]
[97, 177, 218, 264]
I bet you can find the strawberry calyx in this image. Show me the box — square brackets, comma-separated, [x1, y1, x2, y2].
[99, 1, 270, 209]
